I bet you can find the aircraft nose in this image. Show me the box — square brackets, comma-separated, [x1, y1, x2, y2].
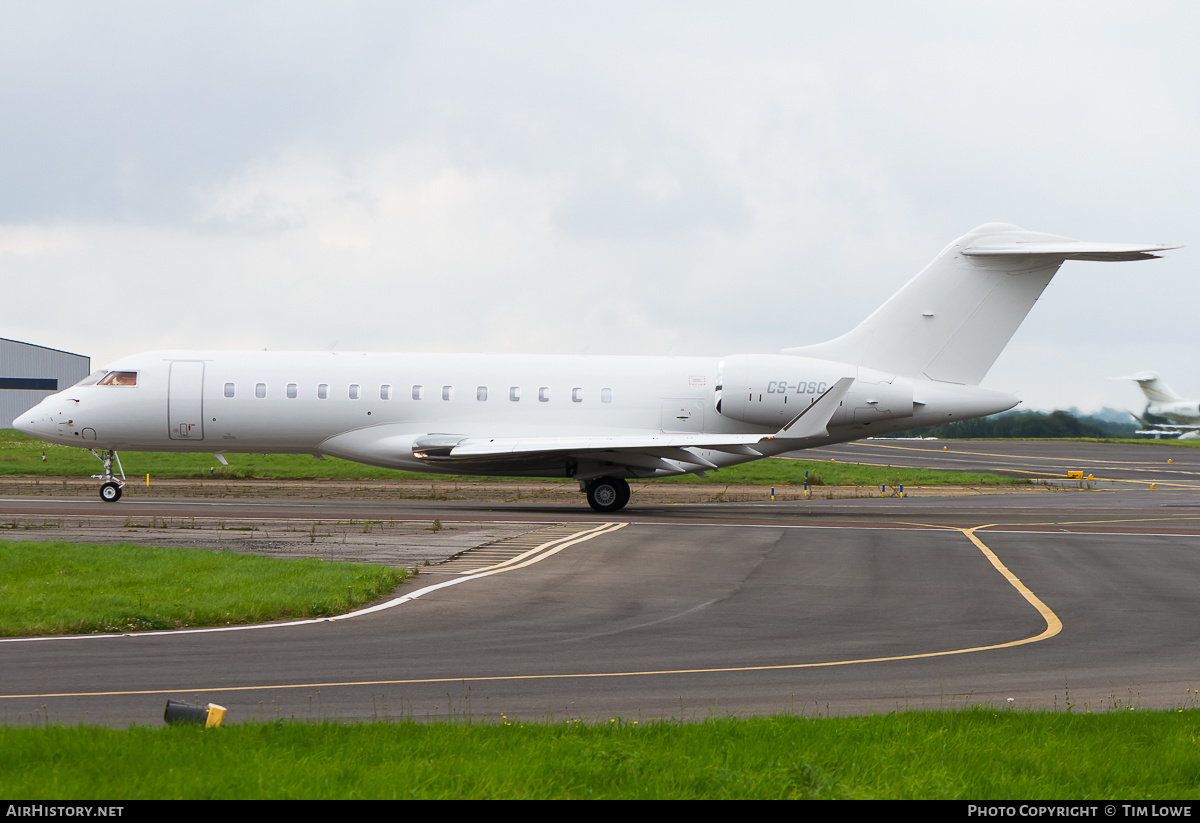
[13, 404, 50, 437]
[12, 400, 70, 442]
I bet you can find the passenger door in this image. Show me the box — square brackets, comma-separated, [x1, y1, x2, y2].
[168, 360, 205, 441]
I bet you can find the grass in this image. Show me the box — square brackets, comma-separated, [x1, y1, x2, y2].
[0, 541, 411, 636]
[2, 710, 1199, 798]
[656, 455, 1024, 486]
[0, 429, 423, 480]
[0, 429, 1023, 486]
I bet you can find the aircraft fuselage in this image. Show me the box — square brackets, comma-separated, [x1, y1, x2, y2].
[1143, 400, 1200, 427]
[14, 349, 1014, 478]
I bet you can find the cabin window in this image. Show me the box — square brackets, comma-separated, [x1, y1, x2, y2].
[412, 384, 423, 400]
[255, 383, 267, 399]
[601, 388, 613, 403]
[380, 384, 391, 400]
[349, 384, 360, 400]
[318, 383, 329, 399]
[287, 383, 298, 399]
[224, 382, 235, 398]
[97, 371, 137, 387]
[442, 385, 453, 401]
[509, 387, 521, 402]
[571, 387, 583, 403]
[538, 387, 550, 402]
[477, 386, 488, 401]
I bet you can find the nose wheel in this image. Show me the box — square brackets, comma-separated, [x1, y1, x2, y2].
[90, 449, 126, 503]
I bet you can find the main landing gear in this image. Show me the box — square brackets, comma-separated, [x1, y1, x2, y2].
[90, 449, 126, 502]
[584, 476, 630, 513]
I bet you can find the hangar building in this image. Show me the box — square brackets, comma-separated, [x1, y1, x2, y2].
[2, 338, 90, 429]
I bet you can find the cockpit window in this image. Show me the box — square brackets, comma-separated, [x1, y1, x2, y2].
[96, 371, 138, 387]
[72, 371, 108, 388]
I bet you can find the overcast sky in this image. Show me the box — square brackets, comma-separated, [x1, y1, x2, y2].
[2, 1, 1196, 413]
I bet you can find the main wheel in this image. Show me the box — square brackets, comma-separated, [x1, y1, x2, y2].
[585, 477, 630, 512]
[100, 482, 123, 502]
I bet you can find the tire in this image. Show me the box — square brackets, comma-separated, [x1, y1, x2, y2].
[586, 477, 630, 512]
[100, 482, 122, 502]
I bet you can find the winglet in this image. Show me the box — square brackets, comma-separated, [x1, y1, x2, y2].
[768, 377, 854, 440]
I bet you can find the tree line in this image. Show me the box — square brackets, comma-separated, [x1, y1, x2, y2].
[892, 410, 1137, 439]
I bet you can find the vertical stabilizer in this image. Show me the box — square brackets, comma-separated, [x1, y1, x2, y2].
[784, 224, 1175, 386]
[1130, 372, 1181, 404]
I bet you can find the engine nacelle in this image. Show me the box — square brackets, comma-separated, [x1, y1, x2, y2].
[715, 354, 914, 428]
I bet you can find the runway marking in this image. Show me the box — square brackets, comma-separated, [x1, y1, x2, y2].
[896, 521, 1062, 648]
[1093, 479, 1200, 489]
[814, 442, 1185, 467]
[0, 523, 1067, 700]
[328, 522, 627, 620]
[433, 523, 609, 575]
[960, 525, 1061, 642]
[792, 460, 1200, 486]
[778, 453, 1057, 477]
[798, 443, 1200, 486]
[991, 515, 1200, 528]
[0, 522, 627, 646]
[794, 466, 1200, 489]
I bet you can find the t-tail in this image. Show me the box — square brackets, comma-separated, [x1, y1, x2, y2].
[1127, 372, 1182, 405]
[785, 223, 1177, 385]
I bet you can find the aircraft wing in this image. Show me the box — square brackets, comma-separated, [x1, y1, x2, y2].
[412, 377, 854, 475]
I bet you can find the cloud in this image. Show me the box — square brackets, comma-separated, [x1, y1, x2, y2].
[1, 1, 1196, 411]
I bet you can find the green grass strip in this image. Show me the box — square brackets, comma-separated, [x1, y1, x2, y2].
[0, 542, 410, 636]
[2, 711, 1199, 798]
[655, 456, 1024, 486]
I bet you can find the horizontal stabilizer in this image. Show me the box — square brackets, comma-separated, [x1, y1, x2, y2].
[963, 241, 1177, 262]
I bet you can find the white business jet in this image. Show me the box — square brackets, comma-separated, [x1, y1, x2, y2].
[1123, 372, 1200, 439]
[13, 223, 1175, 511]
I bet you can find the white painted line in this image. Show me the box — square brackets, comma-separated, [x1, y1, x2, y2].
[0, 523, 627, 644]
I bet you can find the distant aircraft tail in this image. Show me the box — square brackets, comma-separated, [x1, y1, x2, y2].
[1126, 372, 1182, 404]
[784, 223, 1175, 386]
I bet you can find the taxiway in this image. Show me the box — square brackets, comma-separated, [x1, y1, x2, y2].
[2, 441, 1199, 725]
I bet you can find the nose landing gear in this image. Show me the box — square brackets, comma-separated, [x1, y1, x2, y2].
[90, 449, 126, 502]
